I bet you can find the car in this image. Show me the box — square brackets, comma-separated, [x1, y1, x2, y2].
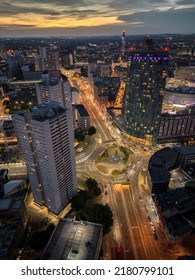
[77, 147, 84, 152]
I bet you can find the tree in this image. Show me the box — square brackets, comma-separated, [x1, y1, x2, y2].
[3, 100, 10, 106]
[85, 178, 98, 189]
[88, 126, 96, 136]
[29, 223, 55, 251]
[78, 203, 113, 233]
[74, 130, 85, 142]
[71, 190, 90, 211]
[85, 178, 101, 197]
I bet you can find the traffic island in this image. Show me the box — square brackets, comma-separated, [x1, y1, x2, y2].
[96, 145, 133, 176]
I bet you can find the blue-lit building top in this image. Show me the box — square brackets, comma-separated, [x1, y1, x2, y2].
[123, 37, 169, 145]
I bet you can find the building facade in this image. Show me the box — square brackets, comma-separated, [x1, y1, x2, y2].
[73, 104, 90, 132]
[13, 102, 77, 215]
[35, 71, 72, 109]
[123, 38, 169, 145]
[158, 108, 195, 144]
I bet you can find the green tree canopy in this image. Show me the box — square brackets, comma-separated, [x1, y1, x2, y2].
[71, 190, 90, 211]
[85, 178, 101, 197]
[85, 178, 98, 189]
[88, 126, 96, 136]
[3, 100, 10, 106]
[78, 203, 113, 233]
[29, 223, 55, 251]
[74, 130, 85, 142]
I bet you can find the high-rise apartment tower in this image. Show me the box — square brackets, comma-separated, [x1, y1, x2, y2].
[35, 70, 72, 109]
[13, 101, 77, 215]
[123, 36, 169, 145]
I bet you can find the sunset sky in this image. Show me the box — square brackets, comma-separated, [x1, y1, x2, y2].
[0, 0, 195, 37]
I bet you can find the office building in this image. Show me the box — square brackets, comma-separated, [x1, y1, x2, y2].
[158, 106, 195, 144]
[164, 86, 195, 108]
[93, 76, 120, 107]
[174, 66, 195, 82]
[13, 101, 77, 215]
[60, 51, 74, 69]
[45, 51, 59, 70]
[123, 36, 169, 145]
[148, 146, 195, 194]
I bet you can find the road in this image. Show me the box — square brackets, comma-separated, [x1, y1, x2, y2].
[1, 76, 188, 260]
[73, 76, 187, 260]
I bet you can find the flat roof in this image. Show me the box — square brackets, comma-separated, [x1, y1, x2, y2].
[157, 188, 195, 213]
[42, 218, 102, 260]
[174, 146, 195, 155]
[149, 167, 170, 182]
[75, 104, 89, 117]
[3, 180, 25, 196]
[0, 198, 12, 210]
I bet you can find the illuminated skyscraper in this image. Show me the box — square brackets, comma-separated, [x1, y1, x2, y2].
[13, 101, 77, 215]
[123, 36, 169, 145]
[121, 30, 126, 56]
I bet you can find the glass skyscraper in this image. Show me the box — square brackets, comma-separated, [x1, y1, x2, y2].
[123, 37, 169, 145]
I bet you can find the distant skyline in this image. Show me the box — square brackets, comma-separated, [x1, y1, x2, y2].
[0, 0, 195, 37]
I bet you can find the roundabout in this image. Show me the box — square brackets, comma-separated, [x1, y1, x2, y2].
[95, 145, 133, 176]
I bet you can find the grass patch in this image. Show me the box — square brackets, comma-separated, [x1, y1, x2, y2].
[112, 168, 126, 176]
[97, 165, 108, 174]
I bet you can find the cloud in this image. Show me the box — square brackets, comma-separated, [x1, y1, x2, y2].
[176, 0, 195, 4]
[118, 7, 195, 33]
[0, 2, 61, 16]
[0, 0, 194, 36]
[0, 24, 36, 30]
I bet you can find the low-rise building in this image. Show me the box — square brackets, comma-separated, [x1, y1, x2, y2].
[73, 104, 90, 132]
[156, 188, 195, 218]
[42, 218, 103, 260]
[148, 147, 179, 193]
[148, 146, 195, 193]
[0, 219, 24, 260]
[0, 183, 28, 259]
[163, 215, 192, 244]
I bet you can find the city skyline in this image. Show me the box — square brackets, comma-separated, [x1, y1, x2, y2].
[0, 0, 195, 37]
[0, 29, 195, 260]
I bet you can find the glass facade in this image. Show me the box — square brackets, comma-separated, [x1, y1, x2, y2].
[123, 50, 169, 145]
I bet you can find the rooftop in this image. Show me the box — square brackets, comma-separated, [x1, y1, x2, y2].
[157, 188, 195, 215]
[174, 145, 195, 155]
[42, 218, 102, 260]
[75, 104, 89, 117]
[165, 86, 195, 94]
[15, 101, 67, 122]
[165, 215, 191, 237]
[3, 180, 26, 197]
